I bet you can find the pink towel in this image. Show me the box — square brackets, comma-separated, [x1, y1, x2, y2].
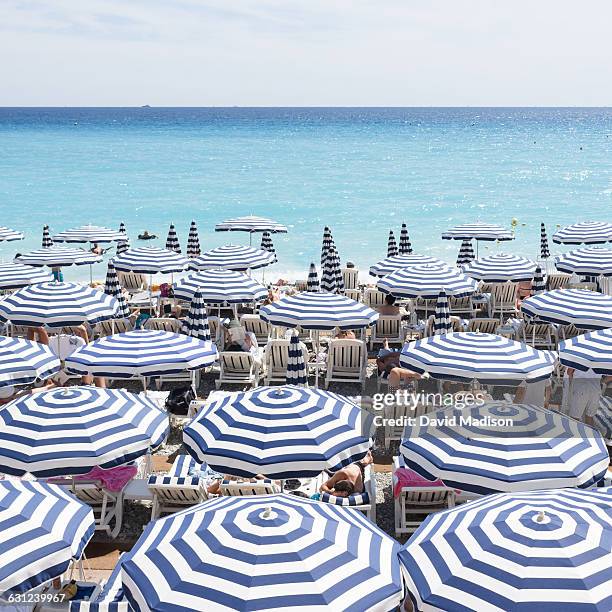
[393, 467, 450, 498]
[75, 465, 138, 492]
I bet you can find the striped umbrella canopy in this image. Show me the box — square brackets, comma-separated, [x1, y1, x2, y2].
[184, 386, 372, 478]
[540, 221, 550, 259]
[531, 265, 546, 294]
[165, 223, 181, 254]
[552, 221, 612, 245]
[0, 263, 52, 289]
[0, 387, 168, 477]
[377, 264, 478, 299]
[320, 243, 343, 294]
[521, 289, 612, 330]
[433, 291, 451, 335]
[399, 223, 413, 254]
[0, 480, 95, 595]
[462, 253, 538, 282]
[595, 397, 612, 443]
[321, 226, 333, 267]
[442, 222, 514, 242]
[181, 290, 212, 342]
[286, 332, 307, 386]
[121, 494, 402, 612]
[259, 231, 276, 260]
[215, 215, 287, 234]
[387, 230, 398, 257]
[173, 269, 267, 303]
[369, 254, 446, 277]
[399, 487, 612, 612]
[14, 246, 102, 267]
[116, 222, 129, 255]
[555, 246, 612, 277]
[307, 262, 320, 292]
[189, 245, 275, 271]
[0, 282, 119, 328]
[104, 262, 130, 319]
[65, 330, 217, 379]
[399, 332, 556, 384]
[455, 239, 475, 265]
[260, 291, 378, 330]
[113, 247, 188, 274]
[187, 220, 201, 258]
[42, 225, 53, 248]
[0, 227, 24, 242]
[400, 401, 608, 495]
[0, 336, 60, 388]
[559, 328, 612, 375]
[52, 224, 125, 244]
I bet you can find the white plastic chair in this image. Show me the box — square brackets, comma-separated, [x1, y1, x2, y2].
[325, 338, 367, 389]
[216, 351, 260, 388]
[342, 268, 359, 290]
[263, 338, 309, 385]
[369, 315, 404, 349]
[240, 314, 273, 345]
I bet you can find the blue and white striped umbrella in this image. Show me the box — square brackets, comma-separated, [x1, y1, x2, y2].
[320, 243, 343, 294]
[559, 328, 612, 375]
[189, 245, 275, 271]
[0, 282, 119, 328]
[42, 225, 53, 248]
[286, 332, 307, 386]
[173, 269, 267, 303]
[104, 262, 130, 319]
[552, 221, 612, 245]
[387, 230, 398, 257]
[377, 264, 478, 299]
[184, 386, 372, 478]
[531, 265, 546, 294]
[399, 223, 413, 254]
[52, 224, 125, 244]
[181, 290, 212, 342]
[521, 289, 612, 330]
[0, 227, 24, 242]
[462, 253, 538, 282]
[260, 291, 378, 330]
[442, 222, 514, 241]
[187, 220, 201, 257]
[215, 215, 287, 234]
[595, 397, 612, 443]
[121, 494, 402, 612]
[306, 262, 320, 292]
[369, 254, 445, 277]
[65, 330, 217, 379]
[113, 247, 188, 274]
[555, 246, 612, 277]
[0, 335, 60, 388]
[540, 221, 550, 259]
[399, 332, 556, 384]
[116, 222, 129, 255]
[433, 291, 451, 335]
[399, 487, 612, 612]
[400, 402, 608, 495]
[455, 239, 474, 265]
[0, 263, 52, 289]
[259, 231, 276, 260]
[0, 480, 94, 595]
[0, 387, 168, 477]
[321, 226, 333, 267]
[14, 247, 102, 267]
[165, 223, 181, 253]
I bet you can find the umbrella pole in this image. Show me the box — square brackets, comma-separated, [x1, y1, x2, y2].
[315, 330, 320, 388]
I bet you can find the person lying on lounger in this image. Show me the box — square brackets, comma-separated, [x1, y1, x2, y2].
[320, 451, 373, 497]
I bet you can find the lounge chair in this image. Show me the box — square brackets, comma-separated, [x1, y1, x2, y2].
[117, 271, 148, 292]
[320, 463, 376, 522]
[240, 314, 273, 345]
[94, 318, 134, 338]
[393, 455, 456, 536]
[362, 288, 386, 310]
[466, 318, 499, 334]
[448, 295, 475, 318]
[148, 475, 210, 519]
[489, 282, 518, 319]
[520, 321, 556, 349]
[369, 315, 404, 349]
[383, 401, 433, 449]
[558, 324, 583, 341]
[220, 479, 281, 496]
[207, 316, 225, 350]
[216, 351, 260, 388]
[344, 288, 362, 302]
[263, 338, 309, 385]
[423, 315, 462, 337]
[342, 268, 359, 290]
[324, 338, 367, 390]
[144, 317, 182, 333]
[547, 273, 571, 291]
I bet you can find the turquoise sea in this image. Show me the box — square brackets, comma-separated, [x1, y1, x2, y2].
[0, 107, 611, 281]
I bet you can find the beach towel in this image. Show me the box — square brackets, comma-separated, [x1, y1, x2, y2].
[75, 464, 137, 492]
[393, 467, 452, 498]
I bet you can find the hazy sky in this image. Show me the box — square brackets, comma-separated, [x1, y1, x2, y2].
[1, 0, 611, 106]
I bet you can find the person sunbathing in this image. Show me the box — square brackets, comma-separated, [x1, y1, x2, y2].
[207, 473, 279, 495]
[320, 451, 373, 497]
[377, 294, 401, 316]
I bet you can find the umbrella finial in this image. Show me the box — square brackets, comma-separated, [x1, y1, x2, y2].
[536, 511, 546, 523]
[260, 506, 277, 520]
